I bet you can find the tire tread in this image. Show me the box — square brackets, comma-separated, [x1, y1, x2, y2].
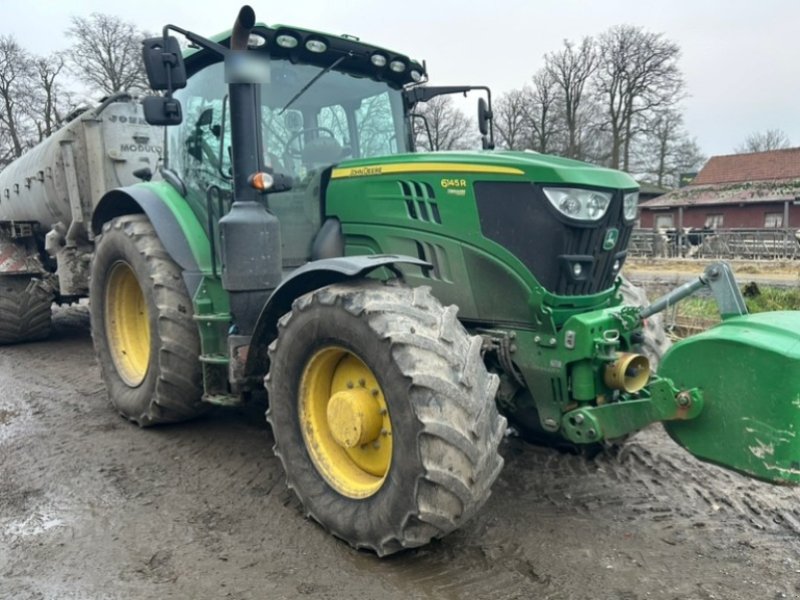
[267, 281, 506, 555]
[0, 276, 53, 345]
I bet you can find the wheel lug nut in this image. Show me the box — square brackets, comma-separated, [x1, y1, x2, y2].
[358, 378, 366, 387]
[372, 389, 380, 397]
[346, 381, 354, 389]
[379, 408, 387, 415]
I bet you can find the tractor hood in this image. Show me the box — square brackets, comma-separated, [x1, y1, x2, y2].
[331, 151, 639, 190]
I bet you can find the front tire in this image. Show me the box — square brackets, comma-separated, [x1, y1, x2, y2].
[266, 281, 506, 556]
[90, 214, 206, 426]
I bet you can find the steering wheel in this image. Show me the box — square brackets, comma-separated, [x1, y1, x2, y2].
[284, 127, 337, 159]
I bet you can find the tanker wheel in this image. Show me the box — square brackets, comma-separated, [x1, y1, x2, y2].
[90, 214, 206, 426]
[0, 275, 53, 345]
[266, 281, 506, 556]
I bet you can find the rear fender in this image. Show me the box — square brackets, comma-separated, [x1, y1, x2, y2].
[243, 255, 430, 382]
[92, 181, 211, 295]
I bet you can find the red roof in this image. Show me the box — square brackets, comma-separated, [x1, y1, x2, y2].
[693, 147, 800, 185]
[640, 178, 800, 208]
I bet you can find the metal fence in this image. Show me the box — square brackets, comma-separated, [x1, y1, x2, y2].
[628, 228, 800, 261]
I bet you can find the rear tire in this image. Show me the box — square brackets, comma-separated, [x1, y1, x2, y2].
[0, 275, 53, 345]
[266, 281, 506, 556]
[90, 214, 206, 426]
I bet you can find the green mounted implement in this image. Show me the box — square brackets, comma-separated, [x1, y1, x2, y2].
[2, 4, 799, 556]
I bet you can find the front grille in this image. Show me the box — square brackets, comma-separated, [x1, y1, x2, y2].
[474, 181, 632, 296]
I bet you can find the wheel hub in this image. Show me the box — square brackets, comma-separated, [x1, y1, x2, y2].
[299, 347, 392, 498]
[327, 389, 383, 448]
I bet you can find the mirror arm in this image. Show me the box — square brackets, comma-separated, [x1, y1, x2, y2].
[163, 24, 230, 58]
[404, 85, 495, 149]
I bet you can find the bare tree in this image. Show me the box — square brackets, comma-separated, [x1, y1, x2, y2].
[412, 95, 474, 151]
[67, 13, 149, 96]
[0, 35, 36, 163]
[735, 129, 792, 153]
[545, 37, 597, 159]
[525, 69, 561, 154]
[596, 25, 684, 171]
[636, 108, 704, 188]
[33, 54, 72, 141]
[494, 89, 530, 150]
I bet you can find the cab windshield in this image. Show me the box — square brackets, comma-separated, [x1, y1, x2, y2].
[169, 59, 410, 187]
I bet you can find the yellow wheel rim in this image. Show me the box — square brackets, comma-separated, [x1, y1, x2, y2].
[105, 261, 151, 387]
[299, 347, 392, 499]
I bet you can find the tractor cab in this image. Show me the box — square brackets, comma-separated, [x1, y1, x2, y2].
[155, 23, 425, 268]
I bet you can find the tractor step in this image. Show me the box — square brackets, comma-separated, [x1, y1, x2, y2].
[193, 312, 231, 323]
[660, 311, 800, 484]
[202, 392, 243, 407]
[199, 353, 229, 365]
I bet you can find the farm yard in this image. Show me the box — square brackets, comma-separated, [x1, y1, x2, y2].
[2, 303, 800, 600]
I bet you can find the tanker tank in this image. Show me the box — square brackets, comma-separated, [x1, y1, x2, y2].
[0, 94, 162, 231]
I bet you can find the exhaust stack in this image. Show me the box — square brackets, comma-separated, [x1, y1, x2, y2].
[231, 5, 256, 51]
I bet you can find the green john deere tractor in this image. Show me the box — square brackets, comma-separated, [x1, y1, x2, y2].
[78, 6, 800, 554]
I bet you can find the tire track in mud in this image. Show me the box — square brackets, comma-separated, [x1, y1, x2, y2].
[349, 424, 800, 598]
[350, 531, 549, 600]
[499, 428, 800, 543]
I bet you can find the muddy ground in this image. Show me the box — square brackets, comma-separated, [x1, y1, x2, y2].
[2, 304, 800, 600]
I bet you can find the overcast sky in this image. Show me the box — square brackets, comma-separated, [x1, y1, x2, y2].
[3, 0, 798, 158]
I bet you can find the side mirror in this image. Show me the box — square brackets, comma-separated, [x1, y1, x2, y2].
[477, 98, 491, 136]
[143, 96, 183, 126]
[142, 36, 187, 91]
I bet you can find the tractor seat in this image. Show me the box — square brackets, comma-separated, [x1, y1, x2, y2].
[302, 137, 344, 166]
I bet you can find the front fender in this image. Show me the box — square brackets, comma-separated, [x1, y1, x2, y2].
[92, 181, 211, 295]
[243, 255, 430, 381]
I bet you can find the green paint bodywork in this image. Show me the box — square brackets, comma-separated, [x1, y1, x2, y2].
[138, 181, 214, 271]
[661, 311, 800, 484]
[327, 150, 638, 325]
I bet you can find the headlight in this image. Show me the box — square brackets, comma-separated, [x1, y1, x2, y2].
[305, 39, 327, 53]
[623, 191, 639, 221]
[542, 187, 612, 221]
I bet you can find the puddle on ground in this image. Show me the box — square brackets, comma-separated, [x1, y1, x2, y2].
[3, 511, 65, 537]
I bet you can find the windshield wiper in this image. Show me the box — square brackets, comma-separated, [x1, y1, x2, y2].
[279, 54, 349, 116]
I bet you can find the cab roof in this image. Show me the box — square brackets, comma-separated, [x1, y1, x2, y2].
[182, 22, 426, 88]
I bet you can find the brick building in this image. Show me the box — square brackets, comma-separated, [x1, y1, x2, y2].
[639, 147, 800, 229]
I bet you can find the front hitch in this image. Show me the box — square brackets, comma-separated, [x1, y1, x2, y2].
[560, 377, 703, 444]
